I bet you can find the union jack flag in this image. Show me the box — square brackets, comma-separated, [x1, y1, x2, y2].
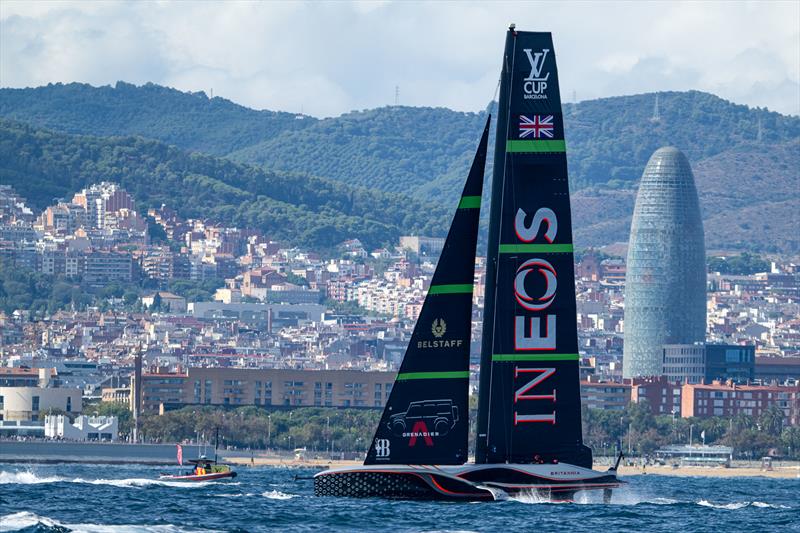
[519, 115, 554, 139]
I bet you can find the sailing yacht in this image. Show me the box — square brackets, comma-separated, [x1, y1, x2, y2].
[314, 27, 623, 501]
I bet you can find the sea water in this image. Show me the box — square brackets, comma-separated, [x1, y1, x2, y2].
[1, 464, 798, 532]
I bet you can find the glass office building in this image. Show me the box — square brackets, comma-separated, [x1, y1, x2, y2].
[623, 147, 706, 378]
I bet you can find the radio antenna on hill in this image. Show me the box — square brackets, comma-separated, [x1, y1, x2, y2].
[395, 85, 400, 106]
[651, 93, 661, 122]
[571, 89, 578, 116]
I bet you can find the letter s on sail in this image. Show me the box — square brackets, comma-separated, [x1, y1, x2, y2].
[515, 207, 557, 243]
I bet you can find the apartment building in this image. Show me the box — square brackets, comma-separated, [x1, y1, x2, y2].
[631, 376, 683, 416]
[681, 381, 800, 425]
[133, 367, 396, 411]
[580, 379, 632, 410]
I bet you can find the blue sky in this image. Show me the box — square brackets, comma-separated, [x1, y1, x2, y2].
[1, 1, 798, 117]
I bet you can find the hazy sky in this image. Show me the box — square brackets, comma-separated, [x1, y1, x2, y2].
[1, 1, 798, 117]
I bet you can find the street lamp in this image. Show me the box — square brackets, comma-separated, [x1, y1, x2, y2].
[628, 422, 632, 455]
[326, 416, 330, 457]
[671, 409, 677, 443]
[267, 414, 271, 450]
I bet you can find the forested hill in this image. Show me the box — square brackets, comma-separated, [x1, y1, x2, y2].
[231, 91, 800, 196]
[2, 83, 798, 199]
[0, 82, 316, 156]
[1, 83, 798, 253]
[0, 119, 449, 250]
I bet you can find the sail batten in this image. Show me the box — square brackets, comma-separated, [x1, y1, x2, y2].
[396, 371, 471, 381]
[506, 140, 567, 153]
[363, 116, 491, 467]
[498, 244, 574, 253]
[427, 284, 474, 295]
[475, 29, 591, 468]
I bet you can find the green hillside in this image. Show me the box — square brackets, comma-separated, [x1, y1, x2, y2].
[0, 82, 315, 156]
[1, 83, 798, 254]
[563, 91, 799, 189]
[571, 140, 800, 254]
[229, 106, 492, 195]
[3, 84, 797, 201]
[0, 119, 448, 249]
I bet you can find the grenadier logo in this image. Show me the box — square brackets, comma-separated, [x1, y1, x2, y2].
[404, 421, 436, 447]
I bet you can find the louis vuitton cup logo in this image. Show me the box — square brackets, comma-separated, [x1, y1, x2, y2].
[522, 48, 550, 99]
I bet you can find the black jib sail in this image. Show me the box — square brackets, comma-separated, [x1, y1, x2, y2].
[475, 29, 592, 468]
[364, 117, 490, 466]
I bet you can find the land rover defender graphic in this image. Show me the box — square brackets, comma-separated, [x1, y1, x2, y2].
[388, 399, 459, 438]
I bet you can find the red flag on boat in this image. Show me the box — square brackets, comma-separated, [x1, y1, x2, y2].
[177, 444, 183, 465]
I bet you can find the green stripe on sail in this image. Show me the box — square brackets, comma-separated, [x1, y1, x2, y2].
[458, 196, 482, 209]
[506, 139, 566, 153]
[396, 371, 470, 381]
[428, 284, 473, 295]
[492, 354, 580, 362]
[498, 243, 573, 254]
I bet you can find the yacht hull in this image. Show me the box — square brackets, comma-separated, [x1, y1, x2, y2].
[314, 463, 621, 501]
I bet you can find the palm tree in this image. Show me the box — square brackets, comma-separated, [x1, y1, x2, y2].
[759, 404, 784, 437]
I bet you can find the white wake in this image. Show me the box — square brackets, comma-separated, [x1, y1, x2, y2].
[262, 490, 296, 500]
[0, 511, 219, 533]
[0, 470, 233, 489]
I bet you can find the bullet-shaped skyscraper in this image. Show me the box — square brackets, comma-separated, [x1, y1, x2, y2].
[623, 147, 706, 379]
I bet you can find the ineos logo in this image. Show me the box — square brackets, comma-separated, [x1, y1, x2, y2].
[375, 438, 390, 458]
[514, 258, 557, 311]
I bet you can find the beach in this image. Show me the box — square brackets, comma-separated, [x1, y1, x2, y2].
[617, 463, 800, 479]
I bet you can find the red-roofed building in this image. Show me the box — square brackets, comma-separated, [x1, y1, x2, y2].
[681, 381, 800, 426]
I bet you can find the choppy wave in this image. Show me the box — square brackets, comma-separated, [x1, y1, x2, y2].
[697, 500, 792, 510]
[76, 477, 221, 489]
[215, 492, 255, 498]
[0, 471, 63, 485]
[0, 512, 217, 533]
[0, 470, 229, 489]
[4, 467, 797, 532]
[508, 490, 792, 510]
[262, 490, 296, 500]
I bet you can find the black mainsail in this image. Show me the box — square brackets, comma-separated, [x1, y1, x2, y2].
[475, 29, 592, 468]
[364, 116, 490, 466]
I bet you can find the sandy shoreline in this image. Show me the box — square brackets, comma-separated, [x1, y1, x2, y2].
[223, 456, 800, 479]
[617, 464, 800, 479]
